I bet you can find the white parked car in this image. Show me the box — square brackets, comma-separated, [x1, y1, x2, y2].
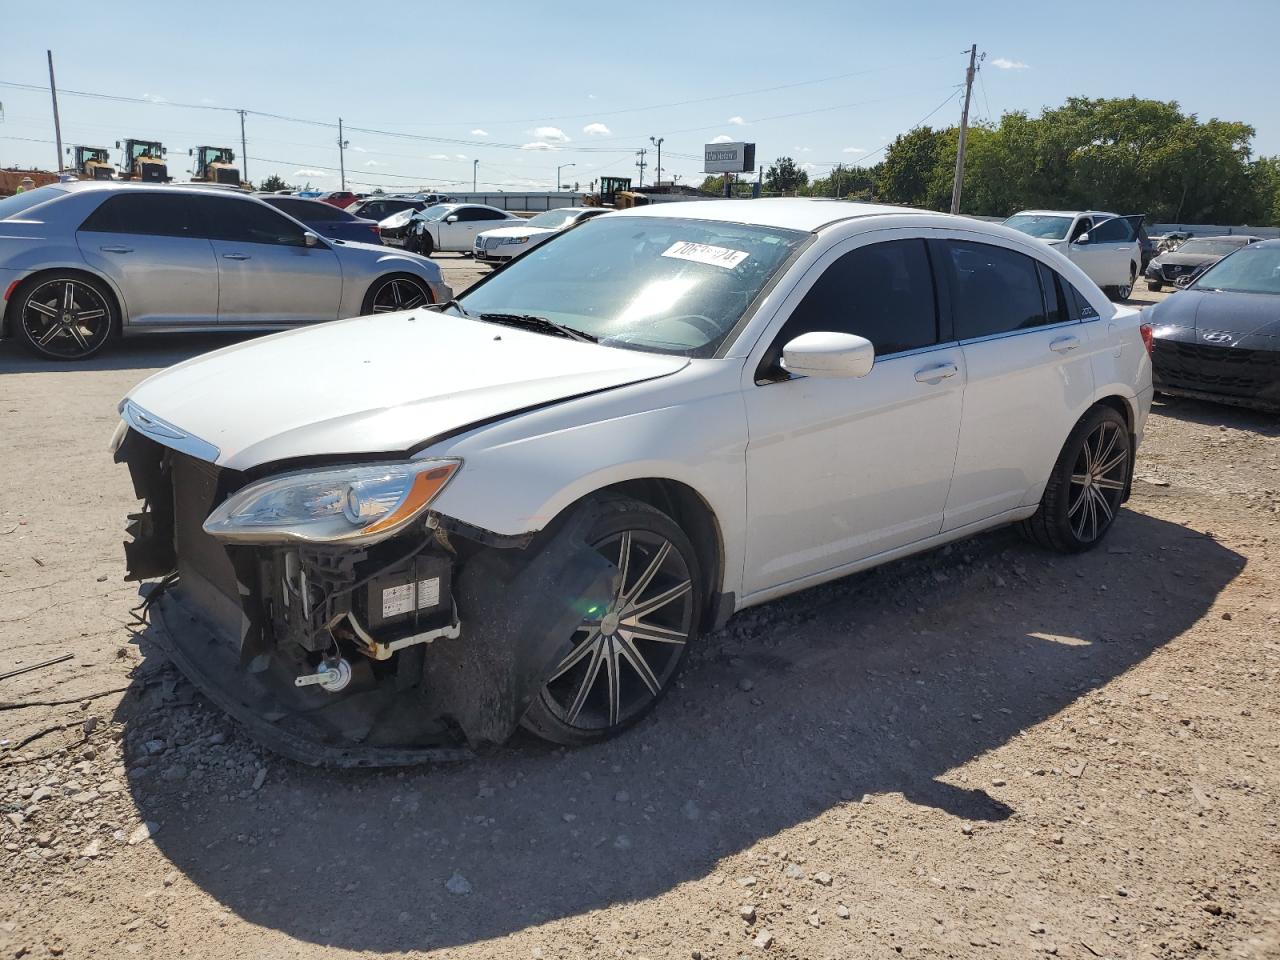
[1003, 210, 1144, 300]
[114, 199, 1153, 765]
[403, 202, 523, 255]
[473, 206, 610, 263]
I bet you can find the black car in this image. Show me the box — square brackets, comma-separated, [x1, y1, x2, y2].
[1145, 235, 1261, 291]
[347, 196, 432, 222]
[257, 195, 382, 244]
[1149, 239, 1280, 411]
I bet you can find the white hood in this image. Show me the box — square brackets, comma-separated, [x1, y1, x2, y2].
[479, 225, 552, 240]
[124, 312, 688, 471]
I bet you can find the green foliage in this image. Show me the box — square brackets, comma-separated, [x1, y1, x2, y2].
[764, 156, 809, 195]
[807, 163, 881, 200]
[874, 96, 1279, 225]
[258, 173, 290, 193]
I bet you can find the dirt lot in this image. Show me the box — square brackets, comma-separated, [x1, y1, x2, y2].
[2, 268, 1277, 960]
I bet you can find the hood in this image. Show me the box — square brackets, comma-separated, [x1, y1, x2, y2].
[1150, 288, 1280, 341]
[380, 209, 415, 228]
[124, 312, 688, 471]
[1153, 251, 1223, 268]
[478, 225, 551, 240]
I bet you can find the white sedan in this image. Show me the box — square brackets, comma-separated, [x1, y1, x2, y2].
[474, 206, 609, 263]
[1003, 210, 1144, 300]
[114, 199, 1153, 764]
[403, 202, 522, 255]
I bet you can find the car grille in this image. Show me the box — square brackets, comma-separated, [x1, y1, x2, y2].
[1153, 339, 1280, 401]
[1160, 263, 1200, 282]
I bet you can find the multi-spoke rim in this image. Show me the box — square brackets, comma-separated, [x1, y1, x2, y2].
[371, 278, 430, 313]
[20, 279, 111, 359]
[540, 529, 694, 731]
[1067, 420, 1128, 542]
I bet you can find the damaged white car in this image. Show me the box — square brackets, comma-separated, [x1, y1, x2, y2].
[115, 199, 1153, 765]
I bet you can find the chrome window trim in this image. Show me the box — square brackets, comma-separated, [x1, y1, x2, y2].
[957, 317, 1082, 348]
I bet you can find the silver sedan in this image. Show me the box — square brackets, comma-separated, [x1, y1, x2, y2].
[0, 182, 452, 360]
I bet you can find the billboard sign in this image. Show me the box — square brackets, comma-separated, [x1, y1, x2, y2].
[703, 141, 755, 174]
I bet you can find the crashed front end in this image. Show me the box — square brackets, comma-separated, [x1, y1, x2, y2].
[113, 410, 614, 767]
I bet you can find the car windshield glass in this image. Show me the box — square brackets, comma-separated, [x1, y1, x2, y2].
[1177, 239, 1247, 256]
[1193, 247, 1280, 295]
[458, 216, 808, 357]
[526, 210, 579, 229]
[1003, 214, 1073, 240]
[418, 204, 452, 221]
[0, 185, 67, 220]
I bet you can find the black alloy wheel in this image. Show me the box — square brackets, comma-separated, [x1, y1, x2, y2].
[14, 275, 115, 360]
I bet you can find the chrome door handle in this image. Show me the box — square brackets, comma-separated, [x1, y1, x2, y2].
[222, 253, 251, 261]
[99, 245, 133, 253]
[914, 362, 958, 383]
[1050, 335, 1081, 353]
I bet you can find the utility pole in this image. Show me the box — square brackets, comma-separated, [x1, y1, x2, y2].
[337, 117, 349, 190]
[238, 109, 248, 183]
[473, 159, 478, 191]
[47, 51, 63, 173]
[949, 43, 978, 216]
[649, 136, 663, 185]
[635, 148, 647, 187]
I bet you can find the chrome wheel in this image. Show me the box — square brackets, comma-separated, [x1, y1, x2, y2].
[540, 529, 694, 732]
[20, 278, 112, 359]
[370, 277, 430, 313]
[1067, 420, 1128, 543]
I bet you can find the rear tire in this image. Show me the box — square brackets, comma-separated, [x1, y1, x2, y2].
[1019, 405, 1131, 553]
[11, 272, 117, 361]
[1147, 281, 1163, 292]
[520, 496, 703, 747]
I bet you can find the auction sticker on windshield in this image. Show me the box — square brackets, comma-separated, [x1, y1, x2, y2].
[662, 241, 750, 269]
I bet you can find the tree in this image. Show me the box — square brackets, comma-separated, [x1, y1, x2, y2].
[258, 173, 290, 193]
[764, 156, 808, 195]
[699, 174, 728, 194]
[807, 163, 880, 200]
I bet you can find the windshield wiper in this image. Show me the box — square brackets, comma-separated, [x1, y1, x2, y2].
[426, 299, 470, 317]
[477, 312, 597, 343]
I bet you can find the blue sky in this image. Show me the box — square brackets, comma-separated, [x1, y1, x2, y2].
[2, 0, 1277, 192]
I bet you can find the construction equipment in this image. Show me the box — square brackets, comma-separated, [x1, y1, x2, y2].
[584, 176, 632, 208]
[190, 145, 244, 186]
[116, 139, 169, 182]
[67, 145, 115, 180]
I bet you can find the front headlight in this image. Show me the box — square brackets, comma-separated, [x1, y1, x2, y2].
[500, 236, 530, 245]
[202, 459, 460, 545]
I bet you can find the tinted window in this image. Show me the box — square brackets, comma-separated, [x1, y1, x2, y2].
[268, 198, 352, 222]
[454, 207, 485, 222]
[1091, 217, 1134, 243]
[945, 240, 1046, 339]
[1036, 262, 1068, 325]
[765, 239, 938, 373]
[192, 196, 308, 246]
[477, 208, 510, 220]
[79, 193, 195, 237]
[1062, 279, 1099, 321]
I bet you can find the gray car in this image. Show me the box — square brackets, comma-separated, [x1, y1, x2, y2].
[0, 181, 452, 360]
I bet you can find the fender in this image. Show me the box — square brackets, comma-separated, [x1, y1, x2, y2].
[0, 259, 130, 338]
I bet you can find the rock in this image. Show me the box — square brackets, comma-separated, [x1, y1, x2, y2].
[164, 872, 178, 887]
[561, 812, 577, 823]
[991, 779, 1007, 787]
[836, 904, 851, 919]
[127, 822, 160, 845]
[681, 799, 701, 821]
[738, 876, 758, 887]
[30, 786, 53, 803]
[808, 914, 821, 928]
[99, 780, 123, 795]
[813, 871, 833, 886]
[161, 765, 188, 783]
[80, 839, 101, 859]
[208, 732, 226, 746]
[144, 739, 166, 756]
[444, 872, 472, 895]
[83, 717, 100, 737]
[251, 768, 267, 791]
[784, 863, 806, 880]
[737, 678, 755, 692]
[614, 790, 630, 803]
[1051, 834, 1064, 845]
[35, 833, 54, 848]
[961, 823, 974, 836]
[739, 904, 757, 922]
[1202, 902, 1223, 915]
[753, 930, 774, 949]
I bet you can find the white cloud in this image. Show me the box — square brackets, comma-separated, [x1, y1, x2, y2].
[841, 146, 867, 154]
[199, 97, 216, 105]
[350, 145, 367, 153]
[455, 153, 467, 160]
[727, 116, 746, 126]
[141, 92, 168, 104]
[521, 141, 558, 151]
[293, 169, 328, 178]
[711, 134, 734, 144]
[991, 57, 1028, 70]
[364, 160, 383, 167]
[471, 128, 489, 136]
[429, 153, 450, 160]
[800, 162, 821, 172]
[531, 126, 570, 143]
[583, 122, 611, 136]
[794, 145, 812, 153]
[587, 93, 598, 100]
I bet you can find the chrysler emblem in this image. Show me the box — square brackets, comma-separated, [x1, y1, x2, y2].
[1201, 331, 1234, 344]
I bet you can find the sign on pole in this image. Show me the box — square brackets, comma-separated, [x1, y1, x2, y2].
[703, 142, 755, 174]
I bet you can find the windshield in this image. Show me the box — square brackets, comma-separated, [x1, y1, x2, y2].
[459, 216, 808, 357]
[0, 185, 67, 220]
[1192, 246, 1280, 295]
[1177, 239, 1249, 257]
[418, 204, 453, 221]
[1003, 214, 1073, 240]
[526, 209, 579, 229]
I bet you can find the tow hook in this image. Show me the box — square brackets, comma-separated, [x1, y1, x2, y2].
[294, 657, 353, 693]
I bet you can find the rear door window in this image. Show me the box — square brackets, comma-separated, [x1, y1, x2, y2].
[191, 196, 309, 246]
[1091, 217, 1134, 243]
[79, 193, 196, 237]
[943, 240, 1047, 339]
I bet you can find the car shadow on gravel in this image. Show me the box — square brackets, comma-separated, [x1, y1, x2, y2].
[120, 509, 1243, 952]
[1152, 394, 1280, 436]
[0, 333, 261, 374]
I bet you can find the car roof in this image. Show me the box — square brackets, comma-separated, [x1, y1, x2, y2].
[1250, 238, 1280, 248]
[1185, 234, 1262, 242]
[610, 198, 940, 232]
[48, 181, 260, 199]
[1011, 209, 1120, 218]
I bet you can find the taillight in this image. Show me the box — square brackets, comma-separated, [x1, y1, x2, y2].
[1139, 322, 1154, 357]
[371, 225, 381, 238]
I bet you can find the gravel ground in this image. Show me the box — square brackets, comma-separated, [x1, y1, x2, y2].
[1, 271, 1277, 960]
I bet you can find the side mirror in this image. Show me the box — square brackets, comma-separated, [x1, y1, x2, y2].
[303, 232, 320, 248]
[445, 215, 459, 224]
[188, 148, 194, 156]
[781, 331, 875, 379]
[1073, 232, 1090, 245]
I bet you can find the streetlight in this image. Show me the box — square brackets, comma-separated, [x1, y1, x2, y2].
[556, 162, 576, 191]
[649, 136, 664, 186]
[472, 159, 478, 193]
